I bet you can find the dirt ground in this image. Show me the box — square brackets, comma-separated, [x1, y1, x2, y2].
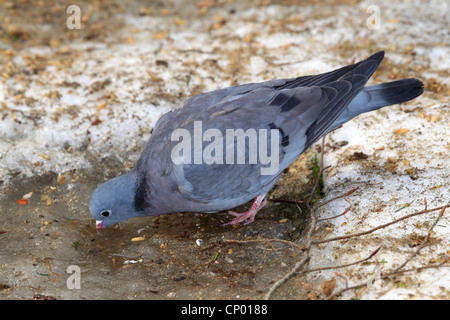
[0, 0, 448, 300]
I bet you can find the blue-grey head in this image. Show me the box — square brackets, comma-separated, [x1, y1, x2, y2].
[89, 171, 143, 229]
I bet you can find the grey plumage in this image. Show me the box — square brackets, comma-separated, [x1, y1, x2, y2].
[90, 51, 423, 229]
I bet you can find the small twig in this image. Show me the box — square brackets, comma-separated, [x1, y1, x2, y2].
[324, 204, 448, 299]
[334, 271, 349, 290]
[317, 205, 351, 222]
[312, 204, 448, 245]
[224, 238, 304, 252]
[316, 187, 359, 210]
[265, 253, 311, 300]
[265, 137, 326, 300]
[394, 200, 414, 212]
[269, 198, 304, 204]
[303, 246, 381, 274]
[394, 205, 447, 273]
[327, 257, 450, 300]
[178, 48, 214, 54]
[265, 58, 305, 66]
[327, 282, 366, 299]
[384, 256, 450, 277]
[266, 241, 278, 251]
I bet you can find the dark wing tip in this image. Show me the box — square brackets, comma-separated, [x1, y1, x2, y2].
[369, 50, 385, 63]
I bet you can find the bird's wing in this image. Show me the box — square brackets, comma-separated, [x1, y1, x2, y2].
[153, 52, 385, 134]
[139, 52, 384, 204]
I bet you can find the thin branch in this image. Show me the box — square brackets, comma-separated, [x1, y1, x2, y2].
[327, 257, 450, 300]
[317, 205, 351, 222]
[223, 238, 304, 252]
[324, 205, 448, 299]
[384, 256, 450, 277]
[312, 204, 448, 245]
[269, 198, 304, 205]
[334, 271, 349, 290]
[265, 58, 305, 66]
[394, 205, 446, 272]
[265, 137, 326, 300]
[315, 187, 359, 210]
[264, 253, 311, 300]
[303, 246, 381, 274]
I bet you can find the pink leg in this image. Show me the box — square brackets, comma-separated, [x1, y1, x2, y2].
[223, 194, 268, 226]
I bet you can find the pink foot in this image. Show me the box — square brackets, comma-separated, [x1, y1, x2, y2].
[223, 194, 268, 226]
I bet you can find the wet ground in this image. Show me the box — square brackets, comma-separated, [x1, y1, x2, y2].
[0, 150, 318, 300]
[0, 0, 449, 300]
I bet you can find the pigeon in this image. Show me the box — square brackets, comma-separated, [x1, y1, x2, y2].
[90, 51, 423, 229]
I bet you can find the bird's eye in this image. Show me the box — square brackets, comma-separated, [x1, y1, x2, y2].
[100, 210, 111, 217]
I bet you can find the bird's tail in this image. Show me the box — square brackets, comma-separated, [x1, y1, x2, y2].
[331, 78, 424, 128]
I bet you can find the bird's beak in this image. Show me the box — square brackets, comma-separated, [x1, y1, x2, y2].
[96, 220, 104, 229]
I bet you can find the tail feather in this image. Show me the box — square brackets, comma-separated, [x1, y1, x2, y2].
[331, 78, 424, 128]
[303, 53, 385, 149]
[277, 51, 385, 89]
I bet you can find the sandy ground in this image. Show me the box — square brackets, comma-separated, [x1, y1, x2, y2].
[0, 0, 448, 300]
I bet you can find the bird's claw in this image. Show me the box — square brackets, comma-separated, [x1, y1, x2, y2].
[222, 195, 267, 226]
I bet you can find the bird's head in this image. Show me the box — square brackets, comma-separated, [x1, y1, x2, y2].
[89, 171, 142, 229]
